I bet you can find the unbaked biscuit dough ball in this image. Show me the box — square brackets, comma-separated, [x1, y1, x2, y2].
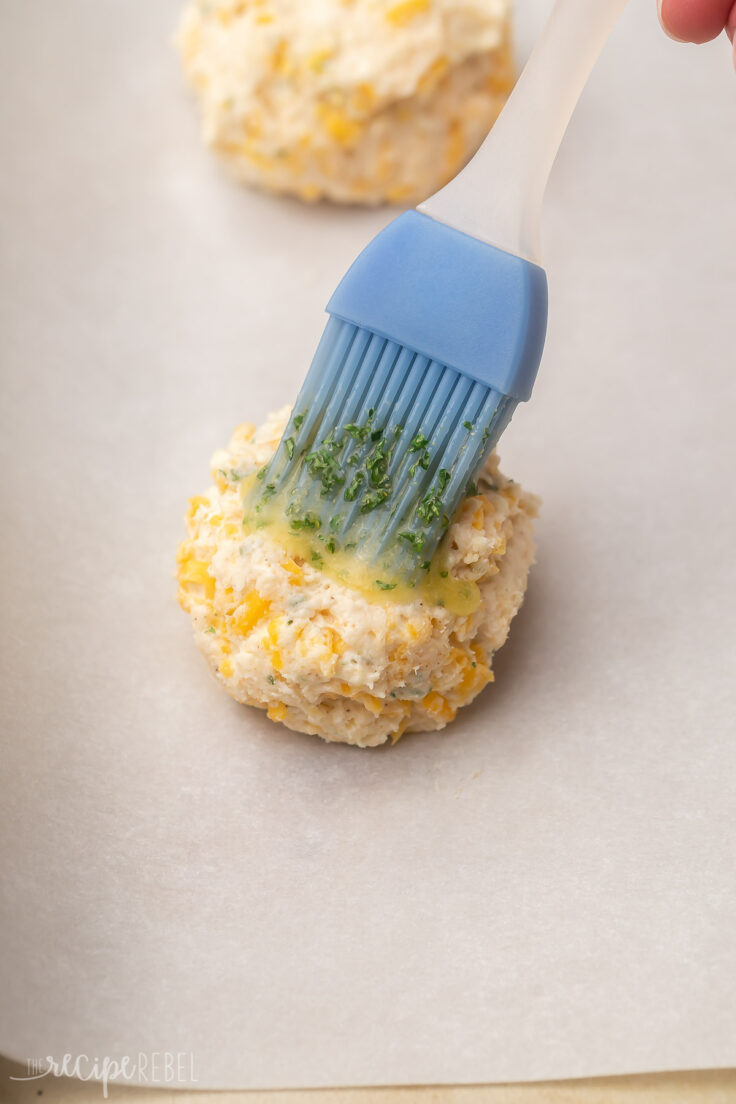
[177, 0, 514, 204]
[177, 407, 538, 747]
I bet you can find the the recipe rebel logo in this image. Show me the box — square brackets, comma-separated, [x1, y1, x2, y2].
[10, 1052, 198, 1097]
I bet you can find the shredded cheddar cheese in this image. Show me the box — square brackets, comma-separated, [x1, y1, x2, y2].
[386, 0, 431, 27]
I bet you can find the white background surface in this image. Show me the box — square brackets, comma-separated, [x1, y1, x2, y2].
[1, 0, 735, 1091]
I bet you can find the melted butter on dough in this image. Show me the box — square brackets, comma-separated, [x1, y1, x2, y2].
[241, 482, 480, 616]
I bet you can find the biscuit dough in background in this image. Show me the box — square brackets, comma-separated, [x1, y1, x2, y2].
[177, 408, 538, 747]
[177, 0, 514, 204]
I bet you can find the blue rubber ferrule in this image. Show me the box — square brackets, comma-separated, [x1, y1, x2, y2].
[326, 210, 548, 403]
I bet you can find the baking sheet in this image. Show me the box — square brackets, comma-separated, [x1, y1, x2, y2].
[1, 0, 736, 1091]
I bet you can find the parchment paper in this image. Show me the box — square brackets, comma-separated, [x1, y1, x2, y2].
[1, 0, 735, 1091]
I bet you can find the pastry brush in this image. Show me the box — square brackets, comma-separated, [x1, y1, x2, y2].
[247, 0, 628, 588]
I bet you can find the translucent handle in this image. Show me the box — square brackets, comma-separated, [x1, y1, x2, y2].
[419, 0, 629, 263]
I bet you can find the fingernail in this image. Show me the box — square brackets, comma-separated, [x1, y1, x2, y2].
[657, 0, 688, 42]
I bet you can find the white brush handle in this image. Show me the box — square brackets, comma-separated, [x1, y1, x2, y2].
[419, 0, 629, 263]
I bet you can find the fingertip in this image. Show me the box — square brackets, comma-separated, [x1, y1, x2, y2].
[657, 0, 688, 41]
[659, 0, 733, 43]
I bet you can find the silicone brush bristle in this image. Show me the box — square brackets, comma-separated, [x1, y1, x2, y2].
[246, 317, 514, 585]
[245, 210, 547, 587]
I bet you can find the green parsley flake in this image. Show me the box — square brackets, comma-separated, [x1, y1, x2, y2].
[290, 513, 321, 532]
[305, 435, 346, 494]
[375, 580, 397, 591]
[417, 489, 442, 523]
[399, 531, 425, 554]
[408, 452, 426, 478]
[365, 436, 389, 485]
[416, 469, 451, 523]
[285, 437, 295, 459]
[344, 470, 365, 501]
[360, 488, 389, 514]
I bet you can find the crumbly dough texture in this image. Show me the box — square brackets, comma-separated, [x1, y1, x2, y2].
[177, 0, 514, 205]
[177, 407, 538, 747]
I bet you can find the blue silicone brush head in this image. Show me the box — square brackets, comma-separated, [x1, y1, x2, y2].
[245, 210, 547, 590]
